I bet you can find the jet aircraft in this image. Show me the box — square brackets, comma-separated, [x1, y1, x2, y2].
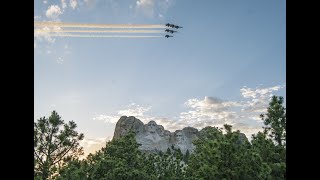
[165, 29, 177, 33]
[165, 23, 175, 28]
[174, 25, 183, 29]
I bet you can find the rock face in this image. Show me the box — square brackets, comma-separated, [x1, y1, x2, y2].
[113, 116, 144, 139]
[113, 116, 247, 154]
[113, 116, 199, 154]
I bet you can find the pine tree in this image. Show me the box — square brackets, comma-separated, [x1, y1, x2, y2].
[34, 111, 84, 180]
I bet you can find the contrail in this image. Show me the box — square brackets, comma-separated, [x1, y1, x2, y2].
[35, 29, 164, 33]
[46, 33, 162, 38]
[34, 21, 166, 29]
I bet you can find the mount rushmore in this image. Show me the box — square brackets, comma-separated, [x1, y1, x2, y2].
[113, 116, 247, 154]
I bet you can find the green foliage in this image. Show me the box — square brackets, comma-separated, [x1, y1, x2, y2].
[251, 131, 286, 179]
[56, 159, 87, 180]
[260, 96, 286, 146]
[186, 125, 267, 179]
[58, 132, 155, 180]
[34, 111, 84, 180]
[146, 148, 186, 180]
[258, 95, 286, 179]
[38, 96, 286, 179]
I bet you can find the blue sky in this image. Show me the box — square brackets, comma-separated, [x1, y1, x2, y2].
[34, 0, 286, 155]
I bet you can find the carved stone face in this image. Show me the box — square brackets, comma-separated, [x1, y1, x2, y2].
[164, 131, 170, 140]
[146, 121, 157, 133]
[175, 131, 184, 143]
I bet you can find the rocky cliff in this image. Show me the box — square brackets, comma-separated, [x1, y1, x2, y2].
[113, 116, 247, 154]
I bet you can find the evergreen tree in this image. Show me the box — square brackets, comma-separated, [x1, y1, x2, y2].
[260, 96, 286, 146]
[34, 111, 84, 180]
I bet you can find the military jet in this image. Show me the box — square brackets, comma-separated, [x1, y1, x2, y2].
[165, 29, 177, 33]
[165, 35, 173, 38]
[174, 25, 183, 29]
[165, 23, 175, 28]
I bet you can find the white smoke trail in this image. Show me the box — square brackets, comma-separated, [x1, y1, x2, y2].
[46, 33, 162, 38]
[34, 21, 166, 29]
[35, 29, 164, 33]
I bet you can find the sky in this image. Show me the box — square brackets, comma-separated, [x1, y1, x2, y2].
[34, 0, 286, 156]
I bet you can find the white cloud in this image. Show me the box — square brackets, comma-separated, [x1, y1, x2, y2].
[70, 0, 78, 9]
[43, 0, 48, 4]
[93, 103, 185, 133]
[46, 5, 63, 19]
[177, 85, 285, 137]
[118, 103, 151, 117]
[57, 57, 64, 64]
[136, 0, 155, 17]
[240, 85, 282, 99]
[135, 0, 173, 18]
[93, 114, 120, 124]
[94, 85, 285, 139]
[240, 85, 285, 116]
[34, 27, 55, 43]
[34, 16, 41, 20]
[180, 96, 239, 127]
[61, 0, 67, 9]
[93, 103, 151, 124]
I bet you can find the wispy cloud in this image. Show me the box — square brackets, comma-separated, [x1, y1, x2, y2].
[135, 0, 174, 18]
[179, 96, 240, 129]
[240, 85, 282, 99]
[118, 103, 151, 117]
[70, 0, 78, 10]
[80, 137, 112, 158]
[34, 16, 41, 20]
[178, 85, 285, 137]
[57, 57, 64, 64]
[93, 114, 120, 124]
[61, 0, 67, 9]
[34, 27, 53, 43]
[240, 85, 285, 116]
[93, 103, 151, 124]
[34, 26, 61, 43]
[94, 85, 285, 139]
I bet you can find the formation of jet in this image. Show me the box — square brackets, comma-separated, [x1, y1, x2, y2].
[164, 23, 182, 38]
[165, 23, 175, 28]
[165, 23, 183, 29]
[165, 29, 177, 34]
[174, 25, 183, 29]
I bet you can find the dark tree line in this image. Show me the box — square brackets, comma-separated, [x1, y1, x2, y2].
[34, 96, 286, 179]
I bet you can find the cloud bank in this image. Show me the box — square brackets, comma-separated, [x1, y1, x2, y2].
[94, 85, 285, 139]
